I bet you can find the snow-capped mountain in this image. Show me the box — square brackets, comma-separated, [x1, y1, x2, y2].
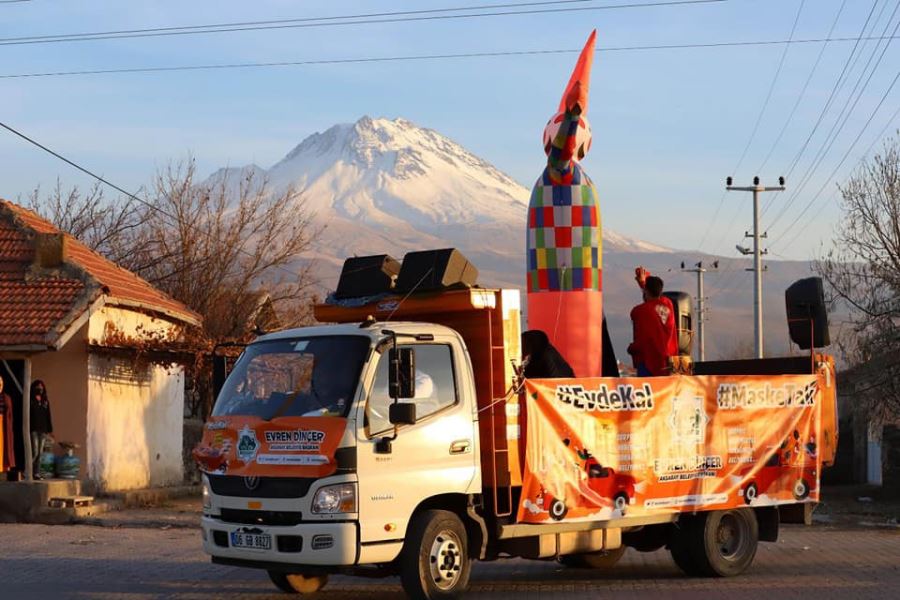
[205, 115, 670, 288]
[205, 116, 810, 359]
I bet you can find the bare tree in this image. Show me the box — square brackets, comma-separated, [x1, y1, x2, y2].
[132, 159, 321, 340]
[28, 159, 321, 341]
[25, 179, 151, 268]
[818, 133, 900, 420]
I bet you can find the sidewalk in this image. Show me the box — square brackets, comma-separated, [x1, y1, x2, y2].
[76, 496, 201, 530]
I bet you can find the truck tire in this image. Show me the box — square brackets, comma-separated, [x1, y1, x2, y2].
[399, 509, 471, 600]
[560, 545, 626, 569]
[671, 509, 758, 577]
[267, 571, 328, 594]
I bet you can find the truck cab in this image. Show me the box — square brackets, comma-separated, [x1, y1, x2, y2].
[200, 320, 487, 594]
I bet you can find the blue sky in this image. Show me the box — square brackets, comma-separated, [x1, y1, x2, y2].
[2, 0, 898, 260]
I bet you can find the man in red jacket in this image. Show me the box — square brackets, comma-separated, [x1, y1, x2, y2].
[628, 270, 678, 377]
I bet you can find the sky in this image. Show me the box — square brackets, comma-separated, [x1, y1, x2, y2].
[2, 0, 899, 261]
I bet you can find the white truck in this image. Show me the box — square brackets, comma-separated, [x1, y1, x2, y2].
[196, 287, 837, 599]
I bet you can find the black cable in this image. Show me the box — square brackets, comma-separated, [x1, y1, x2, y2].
[730, 0, 806, 177]
[0, 0, 726, 47]
[767, 0, 900, 232]
[0, 120, 300, 281]
[6, 35, 900, 80]
[757, 0, 847, 181]
[771, 69, 900, 249]
[695, 0, 804, 254]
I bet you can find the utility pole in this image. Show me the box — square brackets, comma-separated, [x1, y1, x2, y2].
[680, 260, 718, 362]
[726, 176, 785, 359]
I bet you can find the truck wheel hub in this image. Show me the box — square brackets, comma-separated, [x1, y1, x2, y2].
[429, 530, 462, 589]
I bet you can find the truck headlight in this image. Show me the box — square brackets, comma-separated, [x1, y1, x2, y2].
[202, 476, 212, 510]
[312, 483, 357, 514]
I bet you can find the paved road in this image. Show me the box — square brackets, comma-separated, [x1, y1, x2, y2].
[2, 522, 897, 599]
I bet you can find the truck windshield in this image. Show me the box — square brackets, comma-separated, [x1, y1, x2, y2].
[211, 336, 370, 419]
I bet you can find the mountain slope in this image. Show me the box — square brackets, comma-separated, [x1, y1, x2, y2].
[205, 116, 807, 359]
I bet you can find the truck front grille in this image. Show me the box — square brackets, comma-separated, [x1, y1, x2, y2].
[219, 508, 304, 527]
[207, 474, 316, 498]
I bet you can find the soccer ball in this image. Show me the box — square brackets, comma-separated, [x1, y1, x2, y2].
[542, 112, 593, 160]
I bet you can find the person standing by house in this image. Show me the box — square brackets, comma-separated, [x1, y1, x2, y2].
[30, 380, 52, 478]
[0, 376, 15, 474]
[627, 269, 678, 377]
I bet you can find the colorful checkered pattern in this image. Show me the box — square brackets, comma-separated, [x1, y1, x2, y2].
[526, 162, 602, 293]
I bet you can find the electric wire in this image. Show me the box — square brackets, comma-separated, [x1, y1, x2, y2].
[7, 35, 900, 80]
[778, 99, 900, 252]
[0, 0, 726, 47]
[695, 0, 805, 256]
[0, 120, 302, 282]
[756, 0, 847, 185]
[766, 0, 900, 235]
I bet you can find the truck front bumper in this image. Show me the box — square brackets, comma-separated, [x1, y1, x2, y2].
[201, 516, 358, 566]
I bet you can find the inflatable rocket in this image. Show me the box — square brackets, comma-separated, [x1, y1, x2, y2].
[526, 30, 602, 377]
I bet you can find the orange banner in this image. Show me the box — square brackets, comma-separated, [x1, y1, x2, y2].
[517, 374, 825, 523]
[193, 416, 347, 479]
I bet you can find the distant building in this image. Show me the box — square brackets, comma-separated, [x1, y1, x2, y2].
[0, 200, 201, 492]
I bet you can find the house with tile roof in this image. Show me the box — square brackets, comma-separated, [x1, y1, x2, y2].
[0, 199, 201, 492]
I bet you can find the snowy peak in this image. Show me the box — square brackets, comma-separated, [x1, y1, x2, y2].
[205, 115, 670, 258]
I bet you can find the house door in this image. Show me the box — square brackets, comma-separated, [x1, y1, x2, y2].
[0, 359, 25, 480]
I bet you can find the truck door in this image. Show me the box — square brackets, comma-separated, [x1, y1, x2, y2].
[356, 339, 478, 544]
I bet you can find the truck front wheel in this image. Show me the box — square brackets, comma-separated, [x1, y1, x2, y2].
[670, 509, 759, 577]
[399, 509, 471, 599]
[267, 571, 328, 594]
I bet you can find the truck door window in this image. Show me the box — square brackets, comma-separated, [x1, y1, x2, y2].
[366, 344, 457, 435]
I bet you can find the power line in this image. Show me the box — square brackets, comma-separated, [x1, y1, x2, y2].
[730, 0, 806, 177]
[707, 1, 886, 295]
[0, 120, 301, 283]
[767, 1, 900, 234]
[771, 69, 900, 249]
[778, 99, 900, 252]
[694, 0, 804, 255]
[6, 34, 900, 80]
[757, 0, 847, 180]
[0, 0, 726, 47]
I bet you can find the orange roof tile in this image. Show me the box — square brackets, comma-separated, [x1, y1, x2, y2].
[0, 199, 200, 348]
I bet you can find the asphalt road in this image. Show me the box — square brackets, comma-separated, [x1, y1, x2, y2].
[2, 522, 898, 599]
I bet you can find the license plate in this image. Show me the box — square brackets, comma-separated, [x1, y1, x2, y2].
[230, 531, 272, 550]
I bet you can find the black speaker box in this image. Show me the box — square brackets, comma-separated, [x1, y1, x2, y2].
[334, 254, 401, 299]
[785, 277, 830, 350]
[395, 248, 478, 293]
[663, 291, 693, 356]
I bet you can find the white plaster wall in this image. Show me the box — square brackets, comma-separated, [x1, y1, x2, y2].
[86, 308, 186, 491]
[147, 364, 184, 487]
[88, 305, 180, 343]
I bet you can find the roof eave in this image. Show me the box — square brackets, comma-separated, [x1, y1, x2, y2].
[103, 297, 202, 328]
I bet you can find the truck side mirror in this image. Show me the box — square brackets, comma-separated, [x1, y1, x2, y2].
[389, 402, 417, 426]
[389, 347, 416, 399]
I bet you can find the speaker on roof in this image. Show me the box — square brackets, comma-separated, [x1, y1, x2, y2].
[334, 254, 401, 299]
[785, 277, 830, 350]
[395, 248, 478, 293]
[663, 291, 693, 356]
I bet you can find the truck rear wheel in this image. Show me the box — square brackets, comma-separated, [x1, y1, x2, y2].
[267, 571, 328, 594]
[670, 509, 758, 577]
[399, 509, 471, 600]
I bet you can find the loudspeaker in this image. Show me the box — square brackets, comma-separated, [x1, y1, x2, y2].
[663, 291, 693, 356]
[395, 248, 478, 293]
[785, 277, 830, 350]
[334, 254, 401, 299]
